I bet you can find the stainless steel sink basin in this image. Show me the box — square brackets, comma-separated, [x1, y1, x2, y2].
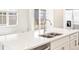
[39, 33, 62, 38]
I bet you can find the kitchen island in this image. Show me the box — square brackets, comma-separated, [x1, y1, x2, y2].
[0, 28, 79, 50]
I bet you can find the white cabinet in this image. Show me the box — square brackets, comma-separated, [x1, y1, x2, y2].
[50, 33, 79, 50]
[0, 36, 5, 50]
[50, 36, 69, 50]
[69, 33, 78, 50]
[55, 43, 69, 50]
[0, 42, 2, 50]
[69, 39, 77, 50]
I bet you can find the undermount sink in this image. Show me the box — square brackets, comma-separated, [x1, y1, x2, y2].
[39, 33, 62, 38]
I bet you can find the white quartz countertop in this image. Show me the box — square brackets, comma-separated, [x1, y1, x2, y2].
[2, 28, 79, 50]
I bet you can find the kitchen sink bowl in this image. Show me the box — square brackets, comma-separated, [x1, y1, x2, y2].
[39, 33, 62, 38]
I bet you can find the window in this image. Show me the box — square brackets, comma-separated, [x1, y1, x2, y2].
[0, 10, 17, 26]
[34, 9, 46, 30]
[9, 12, 17, 25]
[0, 12, 6, 25]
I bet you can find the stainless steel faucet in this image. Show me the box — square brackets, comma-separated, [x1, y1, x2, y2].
[43, 19, 53, 33]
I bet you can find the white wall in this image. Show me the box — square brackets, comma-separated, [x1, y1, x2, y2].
[17, 9, 29, 32]
[17, 9, 34, 32]
[28, 9, 34, 31]
[53, 9, 64, 28]
[46, 9, 54, 26]
[46, 9, 64, 29]
[63, 10, 73, 29]
[46, 9, 54, 20]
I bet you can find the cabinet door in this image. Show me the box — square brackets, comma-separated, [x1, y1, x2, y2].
[51, 36, 69, 50]
[0, 36, 5, 50]
[78, 33, 79, 48]
[54, 43, 69, 50]
[69, 33, 78, 50]
[69, 40, 78, 50]
[0, 42, 2, 50]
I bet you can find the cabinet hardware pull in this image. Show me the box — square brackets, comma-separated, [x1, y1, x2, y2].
[78, 42, 79, 46]
[62, 47, 64, 50]
[75, 40, 77, 46]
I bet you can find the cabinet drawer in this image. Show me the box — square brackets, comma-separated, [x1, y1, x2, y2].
[54, 43, 69, 50]
[51, 37, 69, 49]
[70, 33, 78, 40]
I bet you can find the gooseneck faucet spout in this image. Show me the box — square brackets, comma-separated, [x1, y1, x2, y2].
[44, 19, 53, 34]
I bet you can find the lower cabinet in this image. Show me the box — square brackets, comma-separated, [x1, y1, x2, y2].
[54, 43, 69, 50]
[0, 42, 2, 50]
[69, 39, 77, 50]
[70, 40, 77, 49]
[50, 33, 79, 50]
[50, 36, 69, 50]
[69, 33, 78, 50]
[0, 36, 5, 50]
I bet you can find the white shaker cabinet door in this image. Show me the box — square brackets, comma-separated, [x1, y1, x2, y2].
[0, 42, 2, 50]
[54, 43, 69, 50]
[50, 36, 69, 50]
[69, 33, 78, 50]
[0, 36, 5, 50]
[69, 39, 78, 50]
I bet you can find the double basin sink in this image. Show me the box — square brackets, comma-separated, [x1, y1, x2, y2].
[39, 32, 62, 38]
